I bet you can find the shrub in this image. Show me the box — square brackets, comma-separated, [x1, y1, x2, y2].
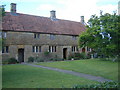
[34, 57, 44, 62]
[7, 57, 18, 64]
[68, 53, 75, 60]
[68, 53, 88, 60]
[28, 57, 34, 62]
[72, 81, 119, 88]
[44, 51, 50, 56]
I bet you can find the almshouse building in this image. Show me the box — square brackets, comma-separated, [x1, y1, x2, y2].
[2, 3, 91, 62]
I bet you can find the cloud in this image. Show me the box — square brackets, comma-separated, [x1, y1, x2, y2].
[97, 4, 118, 14]
[5, 0, 118, 22]
[37, 4, 56, 11]
[56, 0, 118, 22]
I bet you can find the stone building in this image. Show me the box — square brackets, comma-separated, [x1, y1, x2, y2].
[2, 3, 90, 62]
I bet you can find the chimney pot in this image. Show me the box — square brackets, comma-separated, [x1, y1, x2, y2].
[10, 3, 16, 13]
[50, 10, 56, 20]
[80, 16, 84, 24]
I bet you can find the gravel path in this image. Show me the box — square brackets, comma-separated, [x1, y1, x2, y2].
[23, 63, 113, 82]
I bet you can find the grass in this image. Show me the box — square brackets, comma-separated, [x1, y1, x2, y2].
[3, 64, 98, 88]
[36, 59, 119, 81]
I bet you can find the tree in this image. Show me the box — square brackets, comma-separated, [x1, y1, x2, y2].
[0, 5, 6, 50]
[0, 5, 5, 18]
[79, 12, 120, 60]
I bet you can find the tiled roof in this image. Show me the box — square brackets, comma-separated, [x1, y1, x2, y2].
[2, 12, 86, 35]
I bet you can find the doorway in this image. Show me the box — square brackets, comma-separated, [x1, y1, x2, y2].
[63, 48, 67, 59]
[18, 48, 24, 62]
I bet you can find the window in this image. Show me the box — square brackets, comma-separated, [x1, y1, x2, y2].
[50, 34, 55, 40]
[72, 36, 77, 40]
[72, 46, 78, 52]
[32, 46, 41, 53]
[2, 32, 7, 38]
[49, 46, 56, 52]
[87, 47, 91, 52]
[2, 46, 9, 53]
[34, 33, 40, 38]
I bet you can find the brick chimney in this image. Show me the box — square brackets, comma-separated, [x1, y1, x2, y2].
[10, 3, 16, 13]
[80, 16, 84, 24]
[50, 10, 56, 20]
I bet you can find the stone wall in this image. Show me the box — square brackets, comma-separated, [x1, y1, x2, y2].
[2, 31, 86, 61]
[5, 31, 78, 45]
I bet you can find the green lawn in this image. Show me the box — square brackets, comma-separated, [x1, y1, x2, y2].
[36, 59, 118, 81]
[3, 64, 98, 88]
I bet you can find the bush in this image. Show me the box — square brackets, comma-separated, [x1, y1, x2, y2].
[44, 51, 50, 56]
[68, 53, 88, 60]
[7, 57, 18, 64]
[72, 81, 119, 88]
[28, 57, 34, 62]
[68, 53, 75, 60]
[34, 57, 44, 62]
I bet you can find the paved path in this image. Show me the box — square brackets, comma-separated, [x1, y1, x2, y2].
[23, 63, 113, 83]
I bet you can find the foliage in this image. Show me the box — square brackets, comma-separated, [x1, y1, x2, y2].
[0, 5, 5, 18]
[79, 12, 120, 60]
[68, 53, 90, 60]
[28, 57, 34, 62]
[50, 58, 62, 61]
[44, 51, 50, 56]
[72, 81, 119, 88]
[34, 57, 44, 62]
[2, 57, 18, 64]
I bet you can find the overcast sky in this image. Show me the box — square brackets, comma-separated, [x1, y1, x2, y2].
[1, 0, 119, 23]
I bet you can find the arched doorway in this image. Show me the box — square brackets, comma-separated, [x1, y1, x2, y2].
[63, 48, 67, 59]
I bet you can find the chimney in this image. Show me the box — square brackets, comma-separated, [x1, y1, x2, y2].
[80, 16, 84, 24]
[50, 10, 56, 20]
[10, 3, 16, 13]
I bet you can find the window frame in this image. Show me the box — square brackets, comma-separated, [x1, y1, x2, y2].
[49, 46, 57, 52]
[32, 46, 42, 53]
[2, 46, 9, 53]
[34, 33, 40, 39]
[2, 32, 7, 38]
[72, 36, 77, 40]
[50, 34, 55, 40]
[72, 46, 78, 52]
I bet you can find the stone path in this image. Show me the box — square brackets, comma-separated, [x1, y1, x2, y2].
[23, 63, 113, 83]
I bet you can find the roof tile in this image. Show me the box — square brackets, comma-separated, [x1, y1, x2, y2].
[2, 12, 86, 35]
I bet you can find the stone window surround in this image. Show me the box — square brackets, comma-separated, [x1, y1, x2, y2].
[72, 46, 78, 52]
[49, 46, 56, 52]
[2, 31, 7, 38]
[72, 36, 77, 40]
[2, 46, 9, 53]
[34, 33, 40, 38]
[32, 46, 41, 53]
[50, 34, 56, 40]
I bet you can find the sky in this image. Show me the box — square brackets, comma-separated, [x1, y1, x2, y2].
[1, 0, 119, 23]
